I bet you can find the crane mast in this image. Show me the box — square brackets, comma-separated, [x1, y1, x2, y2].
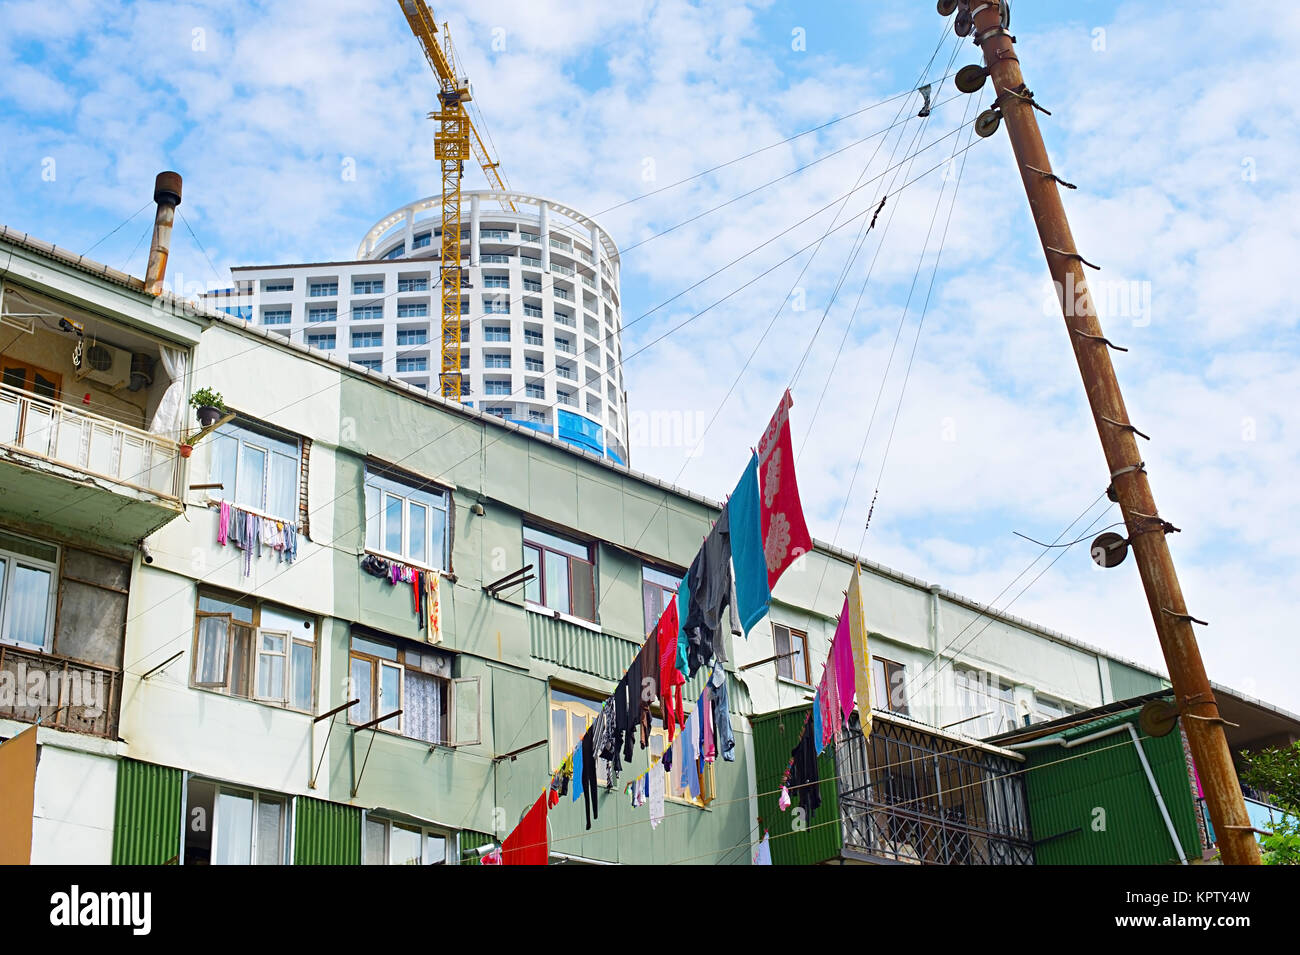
[398, 0, 514, 402]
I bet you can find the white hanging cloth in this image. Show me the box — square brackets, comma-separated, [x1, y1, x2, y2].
[150, 344, 188, 436]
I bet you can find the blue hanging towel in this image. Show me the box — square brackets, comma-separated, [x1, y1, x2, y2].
[675, 576, 690, 676]
[571, 746, 584, 803]
[729, 453, 771, 635]
[813, 688, 825, 755]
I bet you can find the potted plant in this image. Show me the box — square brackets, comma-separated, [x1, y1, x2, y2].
[179, 434, 197, 458]
[190, 387, 225, 428]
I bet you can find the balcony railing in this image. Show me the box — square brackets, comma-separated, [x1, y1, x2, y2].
[0, 382, 181, 499]
[0, 643, 120, 738]
[835, 716, 1035, 865]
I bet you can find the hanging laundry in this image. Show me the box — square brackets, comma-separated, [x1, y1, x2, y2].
[728, 454, 771, 635]
[501, 792, 548, 866]
[480, 847, 502, 865]
[813, 686, 825, 755]
[847, 563, 873, 740]
[595, 698, 621, 789]
[757, 390, 813, 589]
[683, 507, 736, 676]
[657, 600, 686, 741]
[710, 662, 736, 762]
[572, 745, 584, 804]
[678, 710, 701, 800]
[649, 764, 666, 830]
[426, 572, 442, 644]
[833, 599, 856, 726]
[217, 501, 231, 545]
[788, 729, 823, 820]
[753, 832, 773, 865]
[581, 727, 598, 830]
[700, 685, 716, 764]
[819, 670, 836, 751]
[778, 786, 792, 811]
[674, 579, 690, 677]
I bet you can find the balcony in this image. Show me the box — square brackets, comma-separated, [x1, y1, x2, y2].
[0, 382, 182, 541]
[0, 643, 120, 738]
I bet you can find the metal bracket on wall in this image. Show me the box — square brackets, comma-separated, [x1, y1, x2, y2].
[351, 709, 402, 797]
[140, 650, 184, 681]
[308, 698, 358, 790]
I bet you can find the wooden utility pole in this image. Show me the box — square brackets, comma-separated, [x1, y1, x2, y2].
[960, 0, 1260, 864]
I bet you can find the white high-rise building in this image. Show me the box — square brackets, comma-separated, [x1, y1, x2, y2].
[207, 190, 628, 463]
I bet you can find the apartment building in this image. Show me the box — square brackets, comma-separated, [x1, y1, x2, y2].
[3, 219, 1289, 865]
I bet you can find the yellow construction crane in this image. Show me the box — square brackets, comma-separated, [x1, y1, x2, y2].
[397, 0, 514, 402]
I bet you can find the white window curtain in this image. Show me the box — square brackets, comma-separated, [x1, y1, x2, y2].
[149, 344, 188, 436]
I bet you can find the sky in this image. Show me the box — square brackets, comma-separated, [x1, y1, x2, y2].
[2, 0, 1297, 711]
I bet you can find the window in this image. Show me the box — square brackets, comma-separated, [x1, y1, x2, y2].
[641, 566, 680, 636]
[483, 275, 510, 289]
[348, 631, 477, 746]
[481, 254, 511, 264]
[364, 815, 448, 865]
[525, 383, 546, 399]
[353, 305, 384, 321]
[412, 232, 432, 250]
[398, 277, 429, 292]
[460, 352, 470, 369]
[556, 390, 575, 406]
[263, 280, 293, 292]
[1033, 693, 1079, 726]
[555, 311, 575, 327]
[556, 364, 576, 381]
[528, 410, 546, 423]
[484, 379, 511, 396]
[192, 590, 316, 712]
[0, 531, 58, 651]
[353, 279, 384, 295]
[353, 357, 382, 371]
[520, 256, 541, 268]
[307, 307, 336, 324]
[486, 406, 511, 418]
[480, 229, 512, 241]
[364, 464, 450, 570]
[524, 356, 544, 372]
[460, 324, 470, 343]
[520, 231, 539, 244]
[523, 303, 543, 318]
[523, 525, 595, 621]
[523, 330, 544, 346]
[873, 657, 909, 716]
[352, 330, 383, 348]
[772, 624, 810, 685]
[396, 329, 428, 346]
[262, 308, 291, 325]
[483, 298, 510, 315]
[183, 778, 288, 865]
[649, 720, 716, 806]
[208, 418, 301, 520]
[396, 357, 428, 373]
[459, 299, 470, 315]
[555, 337, 574, 354]
[308, 282, 337, 297]
[484, 325, 510, 342]
[483, 353, 511, 369]
[306, 332, 336, 349]
[587, 395, 602, 416]
[384, 244, 405, 260]
[397, 303, 428, 318]
[522, 279, 542, 293]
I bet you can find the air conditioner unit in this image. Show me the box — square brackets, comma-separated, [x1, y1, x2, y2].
[76, 341, 133, 388]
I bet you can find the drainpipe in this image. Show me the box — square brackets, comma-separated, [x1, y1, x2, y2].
[144, 171, 183, 296]
[1008, 723, 1188, 864]
[927, 585, 941, 728]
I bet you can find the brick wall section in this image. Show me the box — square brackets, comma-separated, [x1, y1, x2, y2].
[298, 437, 311, 539]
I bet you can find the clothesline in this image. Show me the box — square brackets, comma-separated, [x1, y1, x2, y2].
[492, 389, 815, 863]
[216, 500, 299, 576]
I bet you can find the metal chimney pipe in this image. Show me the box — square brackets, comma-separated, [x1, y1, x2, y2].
[144, 171, 183, 296]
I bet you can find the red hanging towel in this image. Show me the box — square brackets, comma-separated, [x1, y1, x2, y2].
[757, 389, 813, 589]
[501, 792, 549, 865]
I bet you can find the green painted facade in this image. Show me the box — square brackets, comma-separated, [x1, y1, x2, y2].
[1022, 708, 1201, 865]
[294, 796, 362, 865]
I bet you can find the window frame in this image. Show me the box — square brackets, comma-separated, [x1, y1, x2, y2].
[208, 416, 303, 522]
[363, 813, 450, 865]
[347, 631, 466, 747]
[190, 590, 317, 713]
[0, 531, 60, 653]
[873, 656, 910, 716]
[641, 565, 681, 637]
[183, 777, 290, 866]
[772, 623, 810, 686]
[363, 463, 452, 572]
[523, 525, 597, 623]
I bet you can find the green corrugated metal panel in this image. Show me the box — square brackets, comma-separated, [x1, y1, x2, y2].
[751, 707, 841, 865]
[1107, 659, 1167, 700]
[1024, 707, 1201, 865]
[459, 829, 495, 866]
[294, 796, 361, 865]
[529, 612, 638, 682]
[112, 759, 182, 865]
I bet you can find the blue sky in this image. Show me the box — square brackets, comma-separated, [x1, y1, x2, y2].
[2, 0, 1298, 710]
